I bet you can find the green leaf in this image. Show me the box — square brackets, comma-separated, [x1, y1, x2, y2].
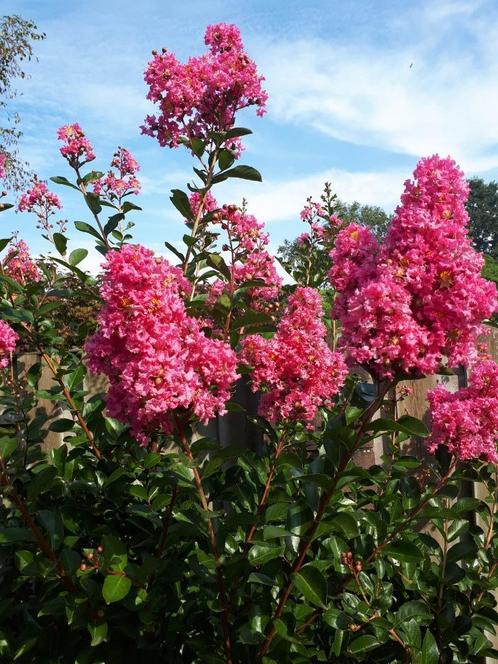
[69, 248, 88, 266]
[218, 148, 235, 171]
[74, 221, 103, 241]
[248, 542, 284, 566]
[88, 619, 108, 646]
[215, 164, 262, 183]
[170, 189, 193, 220]
[263, 526, 293, 539]
[102, 574, 132, 604]
[0, 237, 12, 252]
[224, 127, 253, 139]
[293, 565, 327, 608]
[15, 550, 34, 572]
[348, 634, 379, 655]
[49, 418, 75, 432]
[0, 437, 17, 460]
[50, 175, 79, 191]
[0, 528, 34, 544]
[367, 416, 429, 438]
[84, 192, 102, 214]
[14, 638, 37, 660]
[190, 138, 205, 157]
[447, 539, 477, 563]
[53, 233, 67, 255]
[421, 629, 439, 664]
[82, 170, 104, 184]
[232, 311, 274, 330]
[329, 512, 360, 538]
[205, 253, 231, 280]
[164, 241, 185, 262]
[396, 601, 432, 625]
[121, 201, 142, 213]
[384, 541, 423, 562]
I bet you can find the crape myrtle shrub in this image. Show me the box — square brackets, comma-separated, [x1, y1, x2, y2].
[0, 23, 497, 664]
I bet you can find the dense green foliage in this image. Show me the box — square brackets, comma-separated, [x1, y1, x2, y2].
[0, 134, 497, 663]
[0, 14, 45, 189]
[467, 178, 498, 259]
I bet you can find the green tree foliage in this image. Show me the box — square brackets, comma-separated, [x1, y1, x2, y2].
[466, 178, 498, 259]
[278, 186, 390, 288]
[0, 14, 45, 189]
[336, 200, 391, 239]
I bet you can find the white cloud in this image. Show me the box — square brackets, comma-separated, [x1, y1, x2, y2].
[216, 167, 405, 224]
[259, 0, 498, 174]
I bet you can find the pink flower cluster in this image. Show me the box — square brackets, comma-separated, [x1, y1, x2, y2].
[187, 190, 218, 223]
[57, 123, 95, 166]
[18, 179, 65, 236]
[330, 156, 498, 379]
[207, 202, 281, 310]
[0, 153, 6, 179]
[85, 244, 238, 444]
[3, 240, 41, 285]
[93, 147, 141, 202]
[428, 360, 498, 462]
[142, 23, 267, 149]
[240, 287, 347, 426]
[0, 320, 17, 369]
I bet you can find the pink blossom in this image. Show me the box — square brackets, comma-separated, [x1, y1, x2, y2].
[217, 205, 281, 308]
[18, 179, 65, 236]
[0, 320, 17, 369]
[142, 23, 267, 149]
[3, 240, 41, 285]
[297, 233, 310, 245]
[330, 156, 497, 379]
[428, 360, 498, 462]
[57, 123, 95, 166]
[300, 201, 324, 222]
[85, 244, 238, 444]
[93, 147, 141, 202]
[240, 287, 347, 426]
[0, 153, 6, 179]
[188, 190, 218, 222]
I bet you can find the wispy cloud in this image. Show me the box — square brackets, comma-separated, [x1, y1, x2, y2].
[260, 0, 498, 173]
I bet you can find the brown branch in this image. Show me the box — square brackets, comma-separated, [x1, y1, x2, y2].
[40, 350, 102, 461]
[0, 458, 77, 594]
[243, 431, 287, 551]
[175, 416, 233, 664]
[256, 380, 393, 662]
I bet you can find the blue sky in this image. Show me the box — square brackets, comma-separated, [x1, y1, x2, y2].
[3, 0, 498, 271]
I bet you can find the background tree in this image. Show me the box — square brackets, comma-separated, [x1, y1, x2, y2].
[335, 200, 390, 238]
[278, 185, 391, 288]
[466, 177, 498, 259]
[0, 14, 45, 190]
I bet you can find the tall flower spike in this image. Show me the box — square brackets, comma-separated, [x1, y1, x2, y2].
[4, 240, 41, 285]
[241, 287, 347, 426]
[330, 155, 498, 379]
[142, 23, 267, 150]
[428, 360, 498, 462]
[0, 320, 17, 369]
[85, 244, 238, 445]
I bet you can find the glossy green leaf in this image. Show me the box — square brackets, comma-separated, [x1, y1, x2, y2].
[102, 574, 132, 604]
[293, 565, 327, 608]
